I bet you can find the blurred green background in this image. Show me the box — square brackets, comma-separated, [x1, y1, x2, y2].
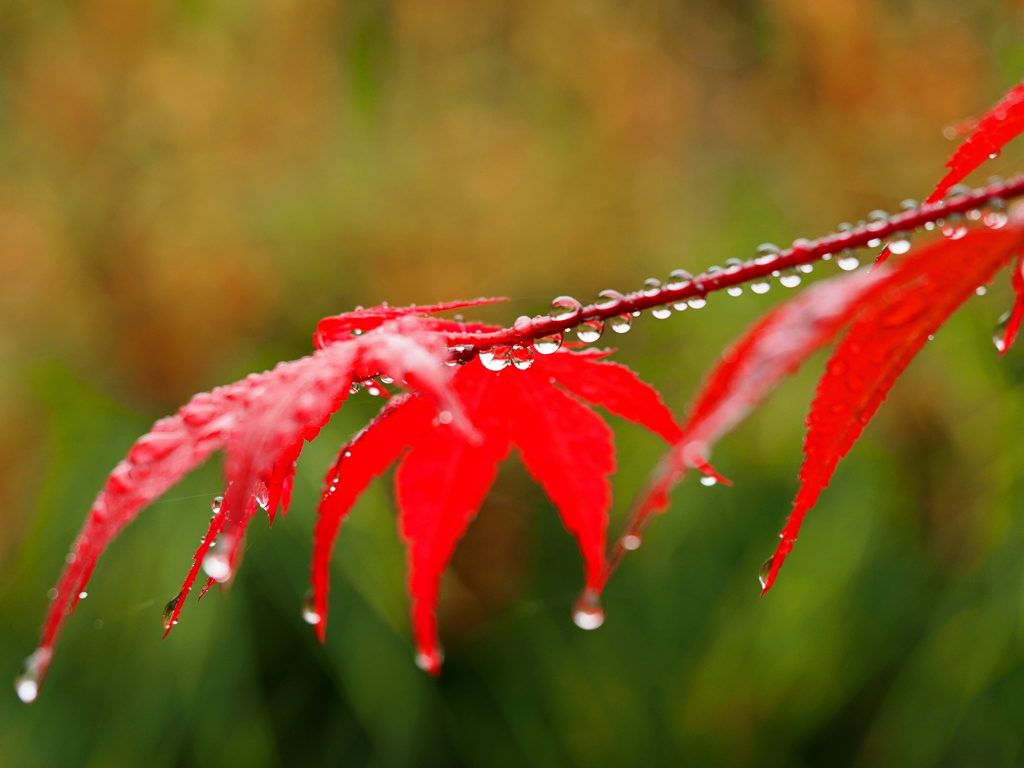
[3, 1, 1024, 766]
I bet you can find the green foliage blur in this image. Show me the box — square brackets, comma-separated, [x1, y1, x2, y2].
[3, 0, 1024, 765]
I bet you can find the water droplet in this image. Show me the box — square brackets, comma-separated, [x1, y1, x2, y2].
[651, 305, 672, 319]
[302, 592, 321, 625]
[667, 269, 693, 289]
[46, 588, 57, 600]
[687, 297, 707, 309]
[78, 591, 88, 600]
[513, 315, 532, 333]
[947, 184, 972, 198]
[65, 552, 76, 564]
[550, 296, 582, 322]
[700, 475, 718, 487]
[510, 345, 534, 370]
[436, 411, 453, 424]
[887, 233, 912, 254]
[985, 197, 1008, 228]
[349, 384, 360, 395]
[596, 289, 625, 310]
[379, 375, 394, 384]
[990, 149, 1002, 160]
[643, 278, 662, 297]
[211, 496, 223, 514]
[163, 592, 182, 630]
[899, 198, 919, 211]
[756, 243, 780, 257]
[365, 386, 381, 397]
[976, 286, 988, 296]
[867, 237, 882, 248]
[941, 213, 967, 240]
[577, 319, 605, 342]
[621, 534, 642, 551]
[479, 349, 510, 372]
[534, 332, 563, 355]
[14, 650, 48, 704]
[758, 557, 774, 590]
[727, 285, 743, 297]
[572, 590, 605, 630]
[994, 311, 1012, 352]
[778, 269, 801, 288]
[415, 648, 444, 673]
[837, 251, 860, 271]
[750, 278, 771, 294]
[866, 209, 889, 231]
[202, 550, 232, 583]
[610, 314, 632, 334]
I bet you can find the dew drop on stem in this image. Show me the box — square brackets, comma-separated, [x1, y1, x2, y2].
[510, 345, 534, 370]
[596, 289, 625, 310]
[651, 305, 672, 319]
[550, 296, 583, 322]
[687, 296, 707, 310]
[837, 251, 860, 271]
[609, 314, 632, 334]
[667, 269, 692, 289]
[643, 278, 662, 297]
[577, 319, 604, 342]
[778, 268, 801, 288]
[480, 349, 511, 372]
[533, 332, 563, 355]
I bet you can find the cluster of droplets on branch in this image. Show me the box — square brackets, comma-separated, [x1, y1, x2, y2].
[443, 175, 1024, 370]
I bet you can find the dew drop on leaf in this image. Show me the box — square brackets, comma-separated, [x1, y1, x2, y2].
[510, 345, 535, 370]
[577, 319, 604, 342]
[609, 314, 632, 334]
[572, 590, 605, 630]
[550, 296, 582, 322]
[162, 592, 182, 631]
[301, 591, 321, 626]
[758, 557, 774, 590]
[994, 311, 1012, 353]
[533, 333, 563, 355]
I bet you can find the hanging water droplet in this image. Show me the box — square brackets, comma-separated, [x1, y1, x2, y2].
[643, 278, 662, 297]
[899, 198, 919, 211]
[202, 549, 232, 583]
[985, 197, 1008, 229]
[162, 592, 182, 631]
[687, 296, 707, 309]
[479, 349, 511, 372]
[994, 311, 1012, 353]
[596, 289, 625, 310]
[609, 314, 632, 334]
[887, 232, 912, 254]
[14, 650, 48, 704]
[778, 268, 801, 288]
[837, 251, 860, 271]
[651, 305, 672, 319]
[349, 383, 360, 395]
[976, 286, 988, 296]
[621, 534, 642, 551]
[700, 475, 718, 487]
[750, 278, 771, 294]
[667, 269, 693, 289]
[510, 345, 535, 369]
[302, 591, 321, 626]
[572, 590, 605, 630]
[758, 557, 774, 590]
[727, 285, 743, 297]
[577, 319, 605, 342]
[941, 213, 967, 240]
[867, 237, 882, 248]
[534, 332, 563, 354]
[550, 296, 583, 322]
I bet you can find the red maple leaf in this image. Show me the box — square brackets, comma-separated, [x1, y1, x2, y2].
[310, 346, 680, 674]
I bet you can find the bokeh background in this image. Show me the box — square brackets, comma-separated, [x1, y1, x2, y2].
[3, 1, 1024, 766]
